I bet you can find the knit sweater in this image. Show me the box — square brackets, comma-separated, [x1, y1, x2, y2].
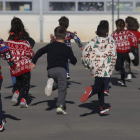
[32, 41, 77, 70]
[82, 36, 116, 77]
[111, 29, 137, 53]
[50, 31, 83, 48]
[6, 40, 34, 77]
[0, 38, 17, 79]
[127, 30, 140, 48]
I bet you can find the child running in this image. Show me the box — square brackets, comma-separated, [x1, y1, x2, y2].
[125, 16, 140, 80]
[81, 24, 116, 114]
[30, 26, 77, 114]
[98, 20, 115, 96]
[50, 16, 83, 79]
[6, 17, 34, 108]
[0, 39, 17, 131]
[112, 19, 137, 86]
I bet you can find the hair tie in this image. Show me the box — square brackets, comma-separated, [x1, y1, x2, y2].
[11, 32, 14, 35]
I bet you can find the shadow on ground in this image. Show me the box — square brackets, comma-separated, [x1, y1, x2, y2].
[67, 81, 81, 88]
[31, 97, 75, 111]
[79, 100, 109, 117]
[4, 93, 36, 106]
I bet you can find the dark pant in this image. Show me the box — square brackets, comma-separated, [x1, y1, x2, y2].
[0, 79, 3, 124]
[14, 72, 31, 100]
[104, 77, 111, 90]
[115, 52, 129, 81]
[48, 67, 67, 106]
[92, 77, 106, 106]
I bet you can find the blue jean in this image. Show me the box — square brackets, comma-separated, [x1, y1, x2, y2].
[66, 62, 69, 74]
[104, 77, 111, 91]
[0, 79, 3, 123]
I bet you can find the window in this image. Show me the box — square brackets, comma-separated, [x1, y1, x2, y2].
[49, 2, 75, 11]
[0, 2, 3, 11]
[6, 2, 32, 11]
[106, 2, 133, 11]
[78, 2, 104, 11]
[136, 2, 140, 11]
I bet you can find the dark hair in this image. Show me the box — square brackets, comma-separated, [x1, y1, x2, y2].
[9, 17, 29, 40]
[99, 20, 109, 29]
[54, 26, 66, 40]
[97, 24, 108, 37]
[115, 19, 125, 32]
[125, 16, 139, 31]
[58, 16, 69, 29]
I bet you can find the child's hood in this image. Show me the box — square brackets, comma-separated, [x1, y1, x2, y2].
[95, 36, 110, 52]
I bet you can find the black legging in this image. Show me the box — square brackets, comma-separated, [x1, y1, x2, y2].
[115, 52, 129, 81]
[14, 72, 31, 100]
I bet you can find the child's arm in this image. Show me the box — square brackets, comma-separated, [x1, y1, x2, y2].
[70, 32, 83, 50]
[31, 45, 48, 70]
[0, 39, 16, 69]
[67, 47, 77, 65]
[50, 34, 56, 43]
[25, 43, 34, 59]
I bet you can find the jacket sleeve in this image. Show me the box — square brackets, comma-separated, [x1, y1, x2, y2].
[32, 45, 48, 65]
[25, 42, 34, 59]
[50, 35, 56, 43]
[0, 39, 16, 69]
[67, 47, 77, 65]
[70, 32, 83, 48]
[108, 41, 117, 75]
[26, 37, 35, 48]
[81, 40, 96, 69]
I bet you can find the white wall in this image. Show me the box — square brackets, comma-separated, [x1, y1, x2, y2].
[0, 14, 140, 42]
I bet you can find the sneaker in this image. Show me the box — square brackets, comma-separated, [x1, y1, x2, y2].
[125, 74, 132, 80]
[11, 90, 19, 104]
[129, 52, 135, 60]
[0, 119, 5, 132]
[56, 105, 66, 115]
[104, 89, 109, 96]
[67, 73, 70, 79]
[20, 98, 28, 108]
[100, 103, 111, 114]
[118, 79, 125, 86]
[81, 86, 92, 103]
[45, 78, 54, 96]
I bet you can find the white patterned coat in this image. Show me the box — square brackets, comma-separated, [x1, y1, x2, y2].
[81, 36, 117, 77]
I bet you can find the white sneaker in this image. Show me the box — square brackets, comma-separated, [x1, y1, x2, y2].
[0, 120, 5, 132]
[20, 98, 28, 108]
[45, 78, 54, 96]
[56, 105, 67, 115]
[129, 52, 135, 60]
[11, 90, 19, 104]
[67, 73, 70, 79]
[126, 74, 132, 80]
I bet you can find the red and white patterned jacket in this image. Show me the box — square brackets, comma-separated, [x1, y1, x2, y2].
[111, 29, 137, 53]
[6, 40, 34, 77]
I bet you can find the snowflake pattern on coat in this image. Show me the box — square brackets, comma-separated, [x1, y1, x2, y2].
[81, 36, 117, 77]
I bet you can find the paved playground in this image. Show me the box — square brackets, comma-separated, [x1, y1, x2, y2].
[0, 43, 140, 140]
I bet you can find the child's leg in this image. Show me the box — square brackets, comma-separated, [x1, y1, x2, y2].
[57, 68, 67, 107]
[104, 77, 111, 90]
[21, 72, 31, 100]
[92, 77, 105, 106]
[0, 79, 3, 124]
[66, 62, 69, 74]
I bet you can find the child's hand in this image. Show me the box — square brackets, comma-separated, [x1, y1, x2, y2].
[30, 63, 36, 71]
[80, 46, 84, 51]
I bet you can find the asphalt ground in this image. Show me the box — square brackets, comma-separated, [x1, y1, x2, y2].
[0, 43, 140, 140]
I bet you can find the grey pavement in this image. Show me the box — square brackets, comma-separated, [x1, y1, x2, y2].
[0, 43, 140, 140]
